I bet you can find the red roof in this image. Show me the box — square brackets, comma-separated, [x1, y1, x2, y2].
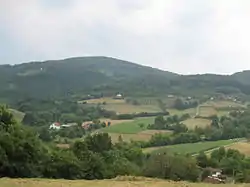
[54, 122, 60, 126]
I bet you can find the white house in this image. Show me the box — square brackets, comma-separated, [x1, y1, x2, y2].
[49, 122, 61, 130]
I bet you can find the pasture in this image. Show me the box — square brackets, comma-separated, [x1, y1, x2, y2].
[0, 177, 247, 187]
[109, 130, 172, 143]
[143, 139, 237, 154]
[101, 117, 156, 134]
[182, 118, 211, 129]
[82, 97, 162, 114]
[226, 141, 250, 156]
[198, 106, 217, 117]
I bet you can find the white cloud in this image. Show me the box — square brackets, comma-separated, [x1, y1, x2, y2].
[1, 0, 250, 74]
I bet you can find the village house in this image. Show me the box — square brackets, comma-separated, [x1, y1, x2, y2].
[49, 122, 61, 130]
[203, 168, 226, 184]
[114, 93, 123, 99]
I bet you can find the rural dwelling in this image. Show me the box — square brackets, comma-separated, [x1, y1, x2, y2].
[203, 168, 225, 184]
[49, 122, 61, 130]
[114, 93, 123, 99]
[82, 121, 93, 130]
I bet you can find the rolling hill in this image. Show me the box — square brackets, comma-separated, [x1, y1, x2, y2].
[1, 56, 250, 105]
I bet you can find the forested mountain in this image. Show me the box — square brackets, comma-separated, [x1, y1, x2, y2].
[1, 56, 250, 104]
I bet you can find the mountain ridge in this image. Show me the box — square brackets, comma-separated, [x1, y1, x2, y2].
[1, 56, 250, 105]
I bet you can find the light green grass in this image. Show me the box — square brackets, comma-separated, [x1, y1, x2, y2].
[143, 139, 239, 154]
[101, 117, 156, 134]
[9, 109, 25, 123]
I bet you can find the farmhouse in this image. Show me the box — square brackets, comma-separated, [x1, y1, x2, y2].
[114, 93, 123, 99]
[203, 168, 225, 184]
[49, 122, 61, 130]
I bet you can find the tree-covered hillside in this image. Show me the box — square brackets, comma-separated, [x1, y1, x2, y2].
[1, 56, 250, 104]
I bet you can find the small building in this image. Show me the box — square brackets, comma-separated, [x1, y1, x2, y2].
[61, 123, 78, 128]
[114, 93, 123, 99]
[203, 168, 225, 184]
[82, 121, 93, 130]
[49, 122, 61, 130]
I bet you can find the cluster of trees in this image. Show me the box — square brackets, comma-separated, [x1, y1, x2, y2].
[38, 119, 111, 142]
[140, 110, 250, 148]
[197, 147, 250, 183]
[4, 104, 250, 183]
[20, 99, 106, 127]
[172, 98, 198, 110]
[148, 114, 190, 130]
[114, 111, 169, 120]
[0, 105, 201, 181]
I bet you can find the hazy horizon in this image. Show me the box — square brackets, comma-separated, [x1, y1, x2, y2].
[1, 0, 250, 74]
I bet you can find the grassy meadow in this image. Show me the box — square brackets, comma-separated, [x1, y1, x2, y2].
[101, 117, 156, 134]
[83, 97, 162, 114]
[143, 139, 238, 154]
[182, 118, 211, 129]
[225, 141, 250, 156]
[0, 177, 247, 187]
[108, 130, 172, 143]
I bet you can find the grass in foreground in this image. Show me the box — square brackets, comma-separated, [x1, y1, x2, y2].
[0, 177, 246, 187]
[101, 117, 156, 134]
[143, 139, 238, 154]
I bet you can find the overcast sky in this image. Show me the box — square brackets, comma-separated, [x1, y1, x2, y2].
[1, 0, 250, 74]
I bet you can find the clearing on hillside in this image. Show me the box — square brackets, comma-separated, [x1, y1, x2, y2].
[82, 97, 162, 114]
[143, 139, 238, 154]
[198, 106, 217, 117]
[109, 130, 172, 143]
[182, 118, 211, 129]
[168, 108, 197, 117]
[226, 141, 250, 156]
[101, 117, 156, 134]
[0, 177, 246, 187]
[203, 101, 246, 109]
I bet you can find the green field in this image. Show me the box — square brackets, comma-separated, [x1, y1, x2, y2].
[143, 139, 239, 154]
[101, 117, 155, 134]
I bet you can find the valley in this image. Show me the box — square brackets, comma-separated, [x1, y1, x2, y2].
[1, 57, 250, 184]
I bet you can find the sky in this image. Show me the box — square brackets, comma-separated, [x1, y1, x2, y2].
[1, 0, 250, 74]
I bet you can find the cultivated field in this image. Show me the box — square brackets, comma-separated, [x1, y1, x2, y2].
[207, 100, 246, 109]
[0, 177, 248, 187]
[168, 108, 197, 117]
[109, 130, 172, 143]
[103, 103, 161, 114]
[83, 97, 162, 114]
[198, 106, 217, 117]
[143, 139, 237, 154]
[182, 118, 211, 129]
[226, 141, 250, 156]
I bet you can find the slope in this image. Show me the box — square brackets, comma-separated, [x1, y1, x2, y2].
[1, 56, 250, 105]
